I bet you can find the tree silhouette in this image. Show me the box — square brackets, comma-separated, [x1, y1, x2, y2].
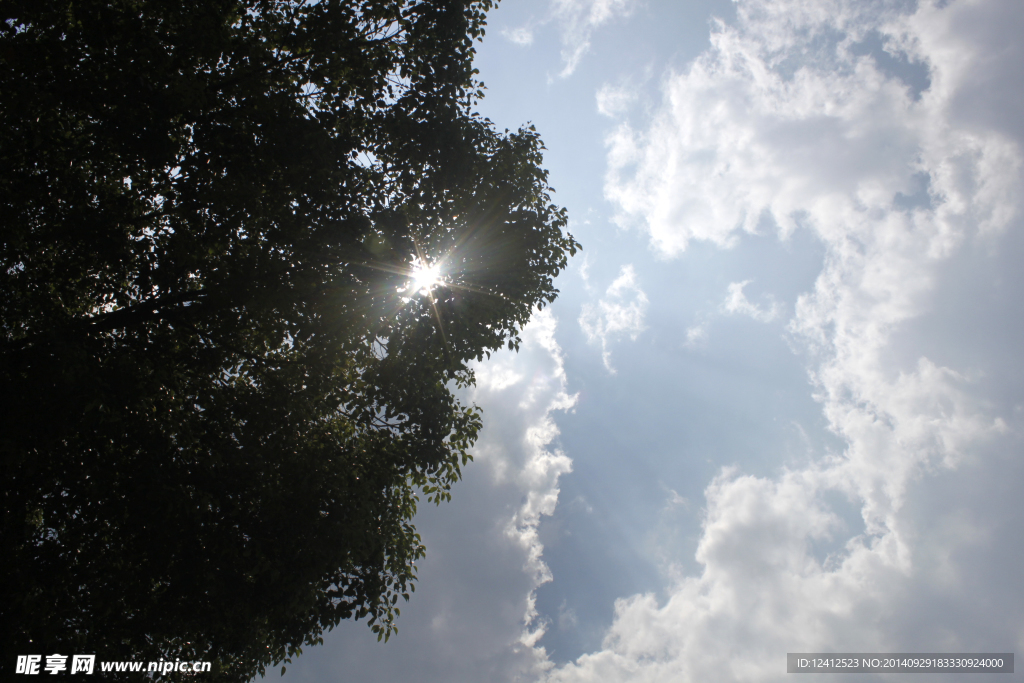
[0, 0, 578, 679]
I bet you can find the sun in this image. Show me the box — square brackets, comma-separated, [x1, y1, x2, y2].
[410, 260, 442, 293]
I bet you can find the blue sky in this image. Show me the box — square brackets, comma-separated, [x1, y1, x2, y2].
[278, 1, 1024, 681]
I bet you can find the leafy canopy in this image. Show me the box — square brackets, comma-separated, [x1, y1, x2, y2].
[0, 0, 578, 679]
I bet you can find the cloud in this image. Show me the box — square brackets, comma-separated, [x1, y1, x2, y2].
[596, 82, 637, 119]
[557, 600, 579, 632]
[548, 0, 1024, 680]
[503, 26, 535, 46]
[576, 252, 592, 290]
[721, 280, 780, 322]
[552, 0, 636, 78]
[604, 1, 1020, 257]
[282, 310, 576, 682]
[578, 264, 649, 372]
[684, 322, 708, 348]
[494, 310, 578, 653]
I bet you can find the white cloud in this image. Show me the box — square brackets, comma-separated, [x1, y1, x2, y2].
[578, 264, 649, 372]
[577, 252, 592, 290]
[490, 310, 578, 654]
[549, 0, 1024, 680]
[605, 1, 1020, 256]
[475, 355, 525, 392]
[665, 488, 689, 510]
[552, 0, 636, 78]
[503, 26, 535, 46]
[557, 600, 579, 631]
[721, 280, 780, 322]
[596, 82, 637, 118]
[684, 321, 708, 348]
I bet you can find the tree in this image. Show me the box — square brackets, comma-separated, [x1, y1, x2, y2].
[0, 0, 578, 679]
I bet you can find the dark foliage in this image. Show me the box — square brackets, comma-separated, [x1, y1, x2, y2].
[0, 0, 578, 679]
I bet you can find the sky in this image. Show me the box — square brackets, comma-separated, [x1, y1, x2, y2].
[277, 1, 1024, 681]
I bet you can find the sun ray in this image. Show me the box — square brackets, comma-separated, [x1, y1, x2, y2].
[408, 237, 455, 367]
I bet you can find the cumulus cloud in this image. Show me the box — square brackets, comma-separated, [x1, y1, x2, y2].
[548, 0, 1024, 680]
[552, 0, 636, 78]
[605, 1, 1020, 256]
[578, 264, 649, 372]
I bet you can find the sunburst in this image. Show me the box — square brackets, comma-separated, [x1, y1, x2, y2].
[409, 260, 442, 294]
